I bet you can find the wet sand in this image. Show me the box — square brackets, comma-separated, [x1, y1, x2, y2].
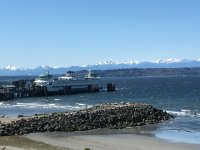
[0, 130, 199, 150]
[0, 135, 69, 150]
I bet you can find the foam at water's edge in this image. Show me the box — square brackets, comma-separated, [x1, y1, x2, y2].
[75, 103, 86, 106]
[54, 98, 61, 101]
[156, 129, 200, 144]
[0, 102, 91, 111]
[166, 110, 200, 117]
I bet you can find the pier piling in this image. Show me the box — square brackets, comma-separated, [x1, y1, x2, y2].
[107, 83, 116, 92]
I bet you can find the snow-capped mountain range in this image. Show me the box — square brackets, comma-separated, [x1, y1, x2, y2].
[1, 58, 200, 76]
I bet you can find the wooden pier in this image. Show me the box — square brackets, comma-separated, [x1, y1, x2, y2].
[0, 79, 115, 101]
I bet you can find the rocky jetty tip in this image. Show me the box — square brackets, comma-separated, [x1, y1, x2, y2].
[0, 102, 174, 136]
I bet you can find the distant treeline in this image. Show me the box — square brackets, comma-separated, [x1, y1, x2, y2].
[1, 68, 200, 81]
[88, 67, 200, 77]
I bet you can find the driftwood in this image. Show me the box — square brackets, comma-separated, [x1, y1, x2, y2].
[0, 147, 6, 150]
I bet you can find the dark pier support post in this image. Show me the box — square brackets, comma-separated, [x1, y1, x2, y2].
[88, 84, 99, 93]
[107, 83, 116, 92]
[43, 87, 48, 96]
[88, 85, 91, 93]
[64, 86, 71, 95]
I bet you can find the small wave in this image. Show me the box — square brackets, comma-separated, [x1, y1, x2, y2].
[100, 88, 107, 91]
[75, 103, 86, 106]
[166, 109, 200, 117]
[54, 98, 61, 101]
[87, 105, 93, 108]
[195, 113, 200, 117]
[117, 87, 128, 90]
[0, 102, 91, 111]
[166, 110, 188, 116]
[48, 104, 56, 106]
[13, 103, 41, 108]
[181, 109, 190, 112]
[0, 102, 4, 105]
[16, 102, 40, 105]
[156, 129, 200, 144]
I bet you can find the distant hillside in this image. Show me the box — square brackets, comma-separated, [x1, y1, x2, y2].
[90, 68, 200, 77]
[0, 68, 200, 81]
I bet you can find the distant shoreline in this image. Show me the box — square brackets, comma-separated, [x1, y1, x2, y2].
[1, 67, 200, 77]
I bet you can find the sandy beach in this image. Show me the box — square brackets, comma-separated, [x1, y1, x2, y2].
[0, 130, 199, 150]
[0, 116, 199, 150]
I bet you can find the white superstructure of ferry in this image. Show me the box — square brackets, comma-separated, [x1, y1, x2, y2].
[34, 70, 101, 93]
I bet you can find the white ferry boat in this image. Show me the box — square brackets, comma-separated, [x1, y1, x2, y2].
[34, 70, 101, 94]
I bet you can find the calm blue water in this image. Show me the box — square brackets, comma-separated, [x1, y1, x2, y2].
[0, 76, 200, 144]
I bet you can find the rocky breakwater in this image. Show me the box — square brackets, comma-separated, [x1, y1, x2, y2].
[0, 102, 173, 136]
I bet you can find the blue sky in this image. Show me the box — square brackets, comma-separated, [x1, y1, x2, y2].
[0, 0, 200, 68]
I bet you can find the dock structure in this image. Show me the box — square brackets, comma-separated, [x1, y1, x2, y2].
[0, 79, 116, 101]
[0, 81, 32, 101]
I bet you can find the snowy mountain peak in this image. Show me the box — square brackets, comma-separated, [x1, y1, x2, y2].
[52, 66, 61, 69]
[94, 60, 139, 65]
[154, 58, 182, 64]
[4, 65, 18, 71]
[94, 58, 200, 65]
[1, 58, 200, 75]
[36, 65, 52, 69]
